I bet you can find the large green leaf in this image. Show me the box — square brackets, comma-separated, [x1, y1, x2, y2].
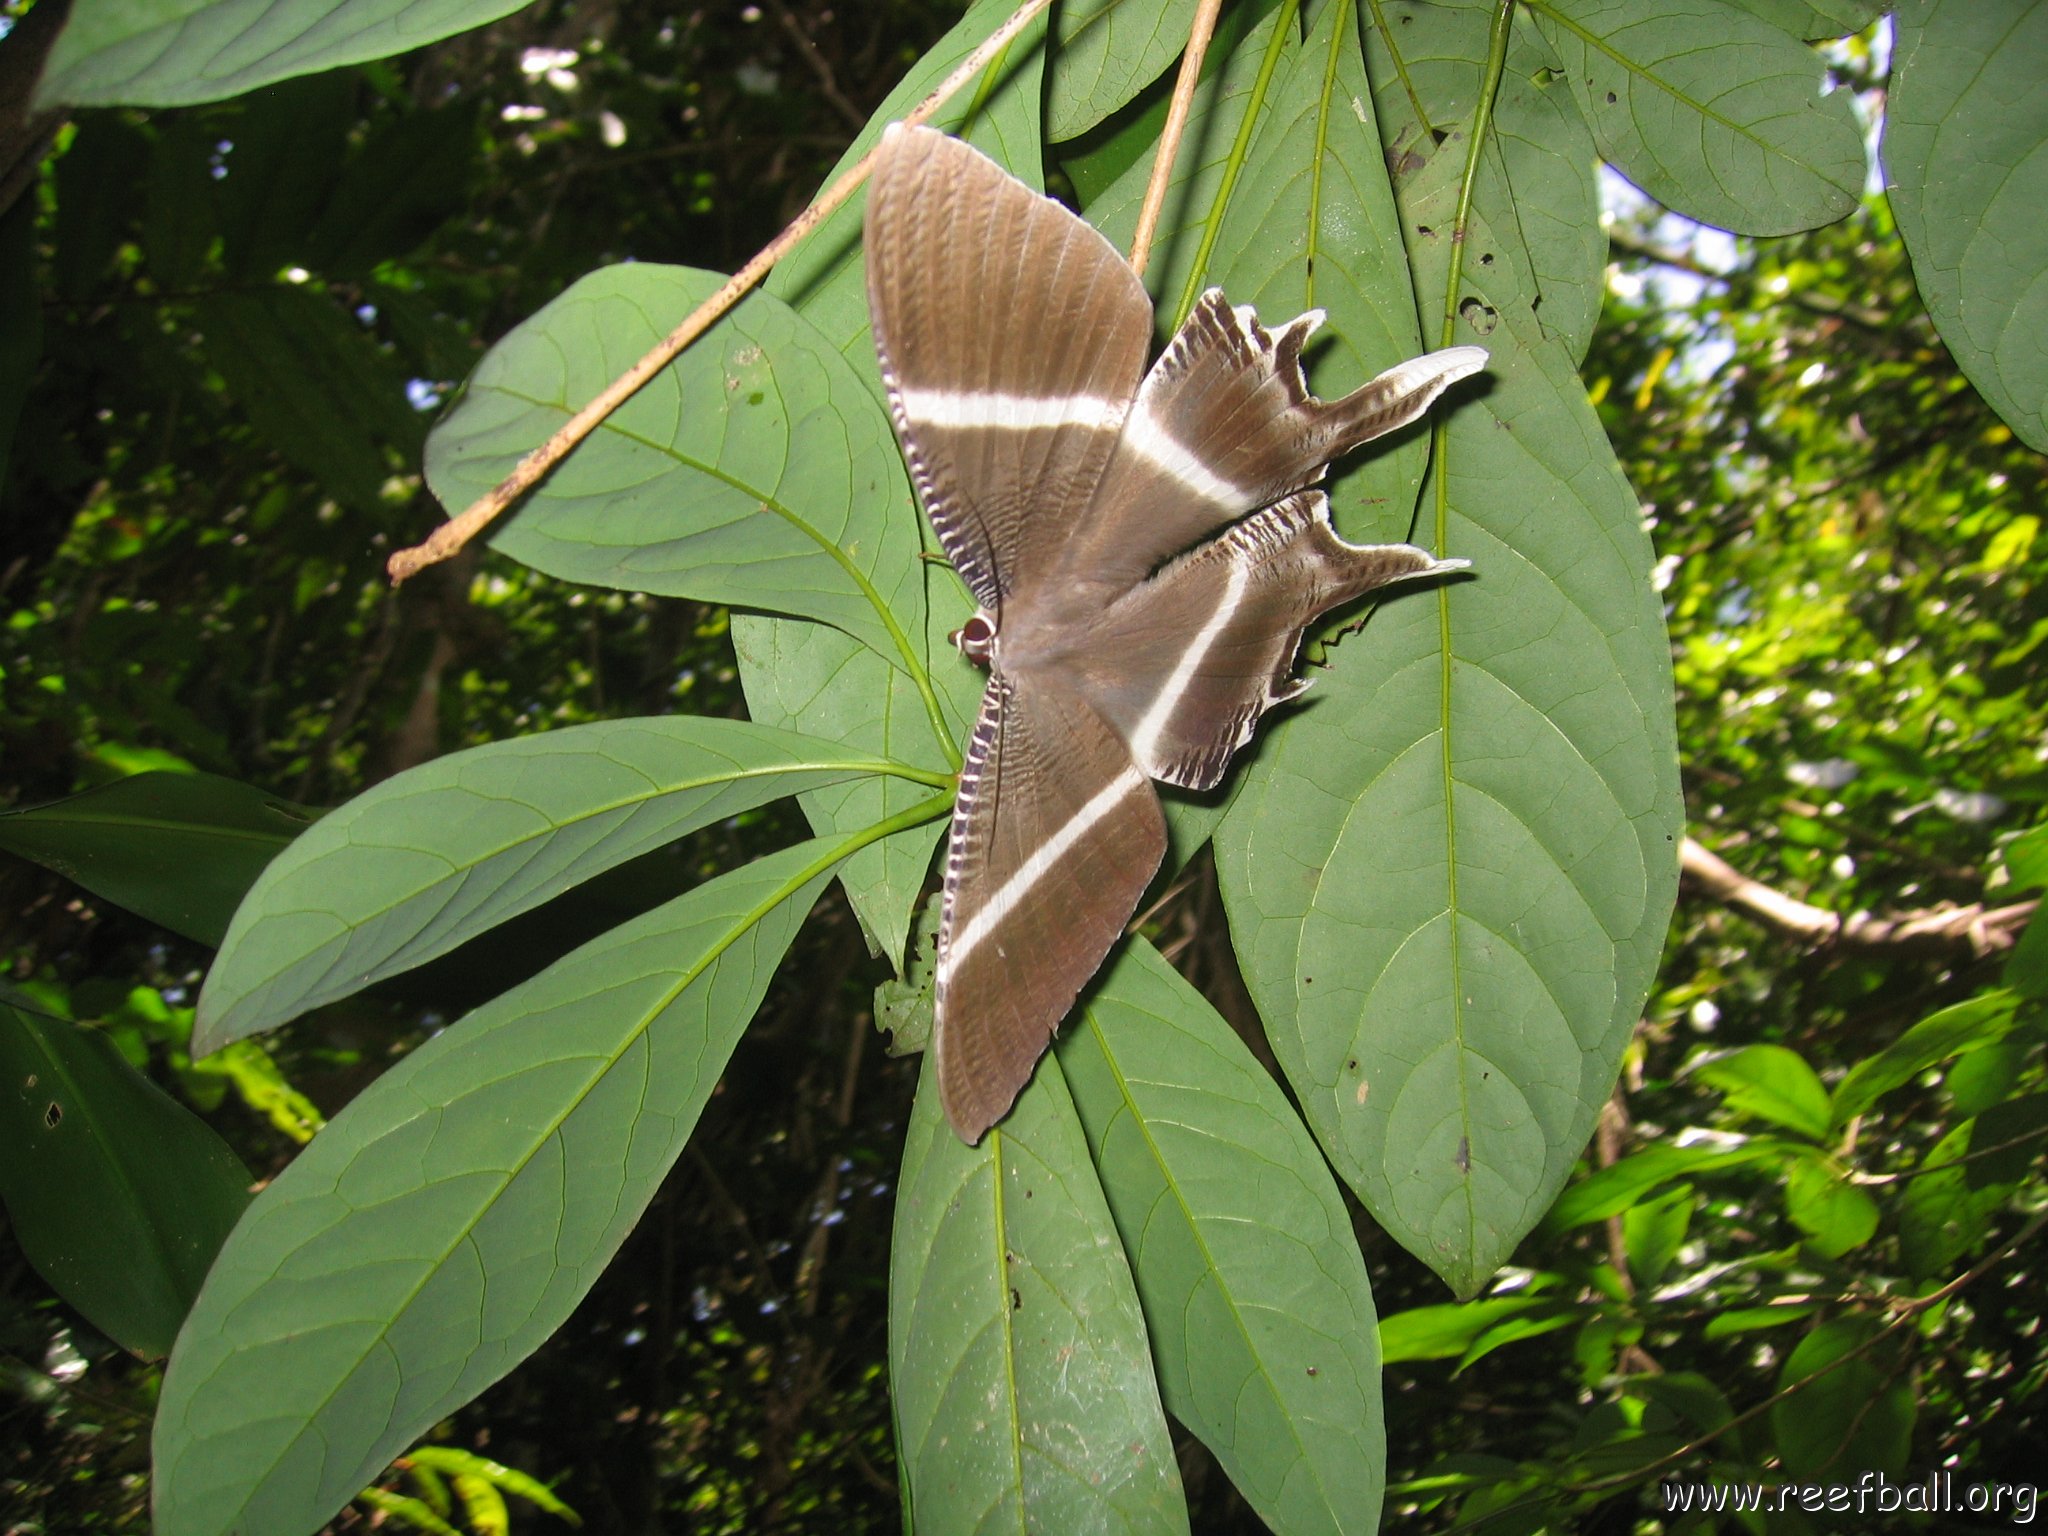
[33, 0, 538, 108]
[0, 771, 316, 948]
[1220, 76, 1681, 1290]
[1060, 940, 1384, 1536]
[154, 832, 853, 1536]
[193, 716, 936, 1051]
[0, 995, 253, 1360]
[731, 598, 968, 966]
[890, 1053, 1186, 1535]
[740, 0, 1048, 967]
[1887, 0, 2048, 455]
[1525, 0, 1864, 235]
[424, 265, 927, 672]
[1047, 0, 1202, 143]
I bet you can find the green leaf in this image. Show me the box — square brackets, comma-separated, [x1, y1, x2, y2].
[195, 716, 932, 1051]
[1048, 0, 1202, 143]
[1078, 2, 1292, 333]
[298, 97, 478, 278]
[1898, 1092, 2048, 1279]
[34, 0, 541, 108]
[425, 266, 926, 673]
[1887, 0, 2048, 454]
[154, 832, 855, 1536]
[2002, 823, 2048, 891]
[1701, 1302, 1817, 1340]
[1220, 322, 1681, 1294]
[1783, 1152, 1878, 1258]
[1545, 1140, 1789, 1229]
[1526, 0, 1864, 235]
[0, 994, 252, 1359]
[731, 614, 963, 967]
[1770, 1318, 1914, 1479]
[1692, 1044, 1832, 1140]
[143, 117, 217, 290]
[195, 284, 424, 513]
[212, 74, 358, 280]
[1380, 1296, 1560, 1363]
[1061, 938, 1385, 1536]
[1622, 1182, 1693, 1288]
[889, 1053, 1187, 1536]
[2007, 909, 2048, 998]
[0, 771, 317, 948]
[404, 1447, 579, 1523]
[355, 1487, 462, 1536]
[1830, 990, 2021, 1128]
[1455, 1307, 1583, 1373]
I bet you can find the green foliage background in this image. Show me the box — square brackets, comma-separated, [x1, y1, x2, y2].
[0, 0, 2043, 1532]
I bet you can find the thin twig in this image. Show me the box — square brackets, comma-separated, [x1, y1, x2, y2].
[1127, 0, 1226, 281]
[387, 0, 1056, 584]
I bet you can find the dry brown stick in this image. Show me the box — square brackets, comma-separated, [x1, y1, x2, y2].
[1681, 836, 2036, 957]
[1128, 0, 1226, 280]
[387, 0, 1057, 585]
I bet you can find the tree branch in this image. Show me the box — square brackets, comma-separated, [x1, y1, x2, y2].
[1680, 837, 2036, 957]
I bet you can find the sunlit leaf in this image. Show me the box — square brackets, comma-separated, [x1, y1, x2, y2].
[1048, 0, 1201, 142]
[1221, 271, 1680, 1293]
[1897, 1092, 2048, 1279]
[1830, 990, 2021, 1129]
[1783, 1152, 1877, 1257]
[1692, 1043, 1831, 1139]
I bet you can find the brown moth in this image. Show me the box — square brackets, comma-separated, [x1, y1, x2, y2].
[864, 125, 1486, 1141]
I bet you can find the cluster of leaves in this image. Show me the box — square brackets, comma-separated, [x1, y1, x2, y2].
[1, 0, 2044, 1534]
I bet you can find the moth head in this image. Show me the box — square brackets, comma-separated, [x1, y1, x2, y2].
[951, 610, 997, 667]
